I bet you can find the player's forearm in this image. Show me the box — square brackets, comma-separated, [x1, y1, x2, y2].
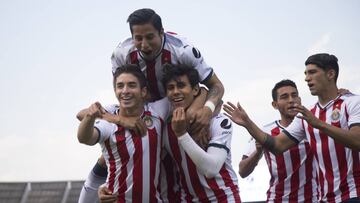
[238, 151, 263, 178]
[317, 122, 360, 150]
[187, 87, 207, 114]
[206, 82, 224, 106]
[77, 108, 88, 121]
[78, 115, 97, 145]
[178, 133, 227, 178]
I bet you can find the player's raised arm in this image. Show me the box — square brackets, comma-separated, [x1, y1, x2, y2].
[77, 102, 104, 145]
[223, 101, 297, 154]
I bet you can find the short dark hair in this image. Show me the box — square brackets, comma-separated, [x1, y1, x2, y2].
[305, 53, 339, 82]
[271, 79, 297, 101]
[162, 64, 200, 90]
[127, 8, 163, 34]
[113, 64, 147, 89]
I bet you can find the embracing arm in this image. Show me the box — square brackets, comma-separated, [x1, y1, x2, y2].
[238, 142, 263, 178]
[178, 133, 227, 178]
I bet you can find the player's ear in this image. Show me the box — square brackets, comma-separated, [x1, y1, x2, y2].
[192, 84, 200, 97]
[272, 101, 278, 110]
[159, 28, 164, 36]
[327, 69, 336, 81]
[141, 86, 148, 99]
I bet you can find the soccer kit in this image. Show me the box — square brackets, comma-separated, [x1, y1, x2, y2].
[163, 114, 241, 203]
[284, 94, 360, 202]
[94, 98, 170, 202]
[111, 32, 214, 100]
[245, 121, 318, 202]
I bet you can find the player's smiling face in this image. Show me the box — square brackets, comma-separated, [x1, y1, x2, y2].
[132, 23, 163, 60]
[273, 86, 301, 118]
[114, 73, 146, 112]
[166, 75, 199, 110]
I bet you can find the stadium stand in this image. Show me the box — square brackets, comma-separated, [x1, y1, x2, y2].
[0, 180, 265, 203]
[0, 181, 84, 203]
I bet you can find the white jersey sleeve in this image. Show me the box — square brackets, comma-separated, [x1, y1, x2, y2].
[283, 115, 305, 143]
[147, 97, 171, 120]
[111, 37, 134, 74]
[345, 95, 360, 128]
[103, 104, 118, 115]
[94, 120, 117, 144]
[208, 114, 233, 153]
[178, 45, 213, 84]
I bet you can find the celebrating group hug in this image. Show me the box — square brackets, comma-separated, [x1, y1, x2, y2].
[76, 8, 360, 203]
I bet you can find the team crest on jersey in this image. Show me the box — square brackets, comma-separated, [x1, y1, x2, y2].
[331, 108, 341, 122]
[143, 115, 154, 128]
[192, 47, 201, 58]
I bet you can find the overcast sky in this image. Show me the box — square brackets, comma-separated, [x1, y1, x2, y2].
[0, 0, 359, 201]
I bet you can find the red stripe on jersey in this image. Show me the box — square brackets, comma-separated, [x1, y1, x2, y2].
[219, 166, 241, 203]
[146, 61, 161, 101]
[130, 51, 139, 64]
[271, 127, 285, 202]
[204, 177, 226, 202]
[105, 138, 116, 192]
[288, 145, 300, 203]
[308, 106, 323, 198]
[115, 127, 129, 203]
[319, 108, 335, 202]
[162, 49, 171, 64]
[332, 99, 350, 201]
[303, 143, 314, 202]
[185, 155, 211, 203]
[163, 153, 179, 202]
[131, 131, 143, 202]
[265, 150, 274, 201]
[148, 125, 159, 203]
[167, 125, 193, 202]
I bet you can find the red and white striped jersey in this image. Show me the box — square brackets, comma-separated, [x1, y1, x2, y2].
[245, 121, 318, 202]
[111, 32, 213, 101]
[163, 114, 241, 203]
[94, 98, 170, 203]
[284, 94, 360, 202]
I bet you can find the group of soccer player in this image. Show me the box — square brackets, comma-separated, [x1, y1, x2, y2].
[76, 8, 360, 203]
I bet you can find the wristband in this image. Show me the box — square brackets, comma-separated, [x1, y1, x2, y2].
[204, 101, 216, 113]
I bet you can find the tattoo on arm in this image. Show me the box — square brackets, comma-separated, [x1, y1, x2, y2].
[263, 134, 275, 152]
[207, 84, 223, 105]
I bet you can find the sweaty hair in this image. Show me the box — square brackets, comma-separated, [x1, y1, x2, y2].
[305, 53, 339, 82]
[161, 64, 200, 90]
[127, 8, 163, 34]
[271, 79, 297, 101]
[113, 64, 147, 89]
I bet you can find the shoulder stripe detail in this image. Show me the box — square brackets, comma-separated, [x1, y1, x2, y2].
[208, 143, 230, 153]
[282, 130, 300, 144]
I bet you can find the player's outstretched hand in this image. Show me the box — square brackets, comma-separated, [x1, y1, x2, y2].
[172, 107, 188, 137]
[102, 114, 147, 136]
[223, 102, 250, 127]
[87, 102, 106, 119]
[293, 103, 321, 128]
[98, 184, 117, 203]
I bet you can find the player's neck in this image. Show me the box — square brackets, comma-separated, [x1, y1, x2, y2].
[317, 85, 338, 106]
[279, 116, 293, 128]
[120, 104, 144, 117]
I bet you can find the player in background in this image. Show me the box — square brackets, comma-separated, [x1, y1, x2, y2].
[224, 53, 360, 203]
[239, 79, 317, 202]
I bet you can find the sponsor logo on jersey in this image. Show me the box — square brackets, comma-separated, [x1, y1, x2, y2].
[192, 47, 201, 58]
[220, 119, 231, 129]
[331, 108, 340, 122]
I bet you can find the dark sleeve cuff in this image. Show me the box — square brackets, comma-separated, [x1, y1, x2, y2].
[349, 123, 360, 129]
[201, 68, 214, 85]
[282, 129, 300, 144]
[208, 143, 230, 153]
[94, 126, 101, 144]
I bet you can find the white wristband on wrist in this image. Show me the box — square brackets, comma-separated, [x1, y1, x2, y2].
[204, 101, 215, 113]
